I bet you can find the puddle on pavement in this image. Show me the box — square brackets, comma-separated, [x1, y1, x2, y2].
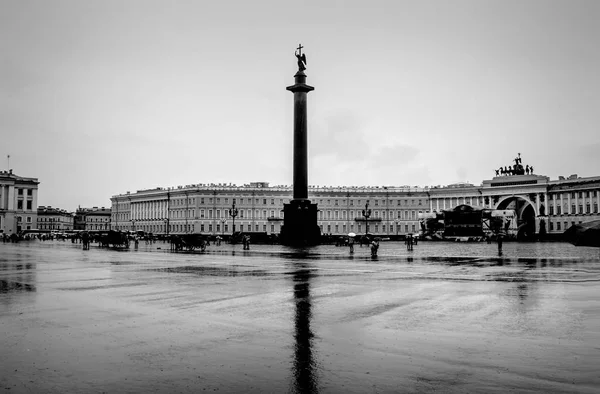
[0, 279, 35, 292]
[151, 265, 272, 277]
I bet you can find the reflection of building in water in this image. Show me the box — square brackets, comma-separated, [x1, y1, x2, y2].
[0, 170, 39, 234]
[291, 264, 318, 393]
[0, 263, 36, 310]
[110, 171, 600, 238]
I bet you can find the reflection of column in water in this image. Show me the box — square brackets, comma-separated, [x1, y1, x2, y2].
[292, 266, 318, 393]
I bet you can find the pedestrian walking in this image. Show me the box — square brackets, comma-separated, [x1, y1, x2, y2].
[497, 234, 503, 255]
[370, 239, 379, 257]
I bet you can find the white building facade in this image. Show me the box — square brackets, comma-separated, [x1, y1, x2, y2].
[428, 174, 600, 236]
[111, 183, 429, 236]
[110, 174, 600, 238]
[0, 170, 39, 234]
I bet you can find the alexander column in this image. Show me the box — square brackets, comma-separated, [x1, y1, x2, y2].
[280, 44, 321, 246]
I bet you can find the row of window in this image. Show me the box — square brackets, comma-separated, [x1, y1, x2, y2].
[320, 210, 423, 220]
[15, 216, 32, 223]
[119, 208, 427, 221]
[548, 190, 598, 200]
[38, 217, 73, 222]
[16, 200, 33, 210]
[120, 221, 418, 235]
[549, 220, 586, 231]
[133, 196, 426, 209]
[548, 203, 599, 215]
[16, 189, 34, 196]
[38, 224, 72, 230]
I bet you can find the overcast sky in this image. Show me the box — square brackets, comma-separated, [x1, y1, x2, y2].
[2, 0, 599, 211]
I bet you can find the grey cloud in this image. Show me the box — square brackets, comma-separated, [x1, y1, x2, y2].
[370, 144, 419, 169]
[310, 110, 371, 161]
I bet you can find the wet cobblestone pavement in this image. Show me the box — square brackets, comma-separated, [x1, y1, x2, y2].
[1, 240, 600, 393]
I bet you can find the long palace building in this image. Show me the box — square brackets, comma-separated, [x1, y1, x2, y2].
[111, 182, 429, 237]
[110, 172, 600, 238]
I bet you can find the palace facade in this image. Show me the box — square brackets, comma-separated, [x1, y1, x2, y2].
[428, 174, 600, 237]
[111, 182, 429, 236]
[0, 170, 40, 234]
[110, 173, 600, 238]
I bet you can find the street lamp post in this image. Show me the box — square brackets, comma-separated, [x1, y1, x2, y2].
[395, 219, 399, 237]
[362, 201, 372, 237]
[229, 201, 239, 240]
[220, 218, 227, 236]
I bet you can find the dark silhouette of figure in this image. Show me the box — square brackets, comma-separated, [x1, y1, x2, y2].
[82, 232, 90, 250]
[495, 169, 500, 176]
[405, 235, 413, 251]
[295, 44, 307, 71]
[370, 240, 379, 257]
[530, 165, 534, 174]
[497, 234, 503, 255]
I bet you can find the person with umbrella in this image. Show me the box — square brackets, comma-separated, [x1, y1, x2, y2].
[348, 233, 356, 254]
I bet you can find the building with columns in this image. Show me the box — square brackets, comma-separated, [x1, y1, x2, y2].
[546, 175, 600, 234]
[429, 173, 600, 237]
[110, 172, 600, 238]
[0, 170, 40, 234]
[111, 183, 429, 237]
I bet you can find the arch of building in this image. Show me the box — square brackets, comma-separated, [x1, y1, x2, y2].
[495, 195, 537, 239]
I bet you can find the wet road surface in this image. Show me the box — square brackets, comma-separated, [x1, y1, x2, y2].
[1, 240, 600, 393]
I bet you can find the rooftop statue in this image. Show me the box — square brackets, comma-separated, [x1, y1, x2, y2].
[494, 153, 536, 177]
[295, 44, 307, 71]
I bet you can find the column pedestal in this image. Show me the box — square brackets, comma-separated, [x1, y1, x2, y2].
[281, 200, 320, 246]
